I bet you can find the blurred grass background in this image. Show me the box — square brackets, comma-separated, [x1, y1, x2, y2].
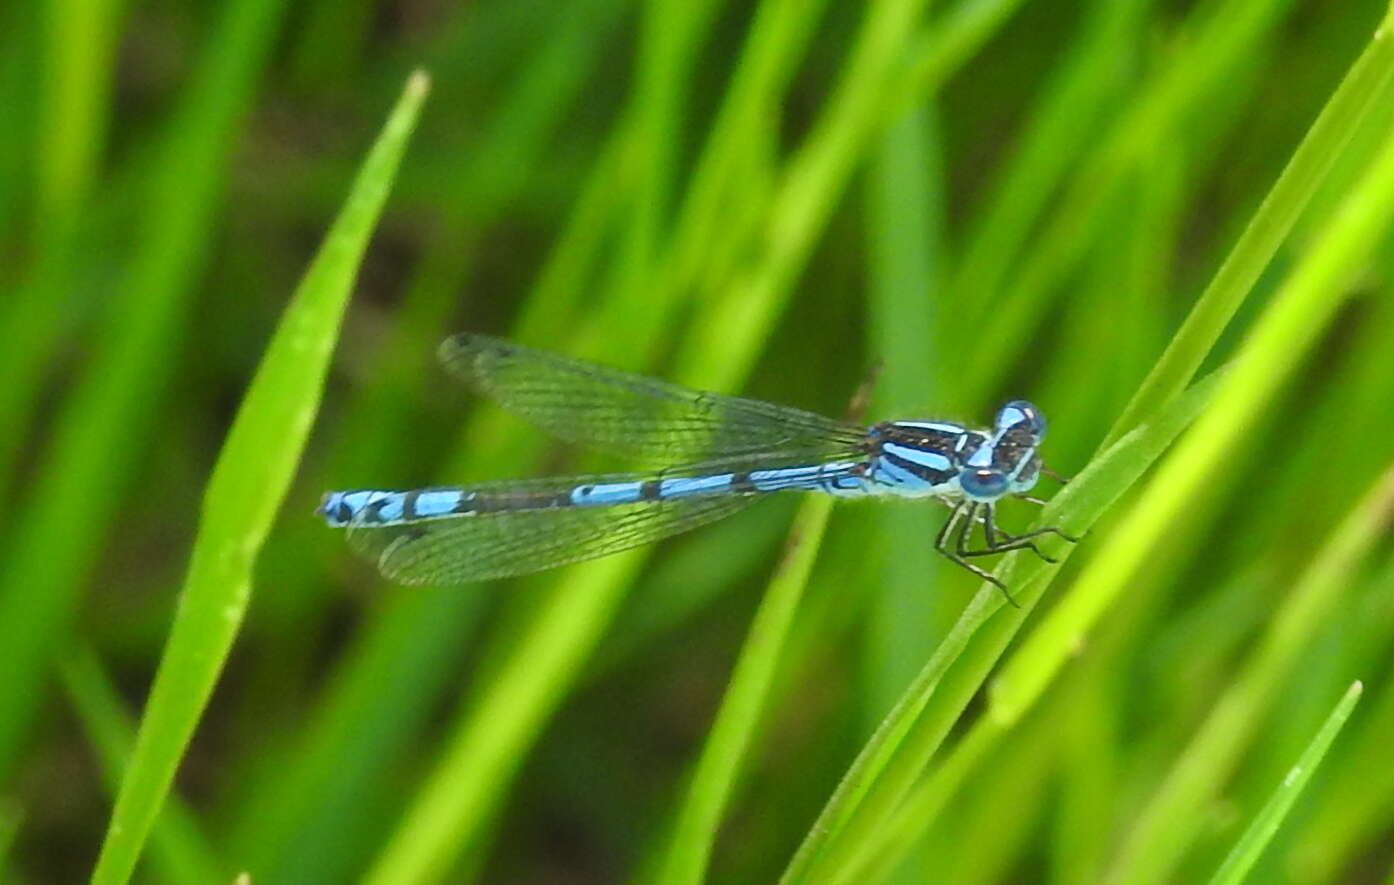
[3, 0, 1394, 882]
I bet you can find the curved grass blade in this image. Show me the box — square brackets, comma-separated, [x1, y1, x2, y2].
[88, 71, 429, 885]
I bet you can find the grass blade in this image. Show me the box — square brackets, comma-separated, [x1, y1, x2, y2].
[1100, 466, 1394, 885]
[782, 371, 1221, 884]
[987, 106, 1394, 736]
[653, 495, 835, 885]
[1207, 681, 1363, 885]
[1104, 9, 1394, 447]
[961, 0, 1302, 405]
[833, 461, 1394, 885]
[60, 648, 224, 884]
[88, 71, 429, 885]
[0, 0, 288, 779]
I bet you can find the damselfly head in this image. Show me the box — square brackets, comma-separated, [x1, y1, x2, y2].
[1011, 455, 1042, 493]
[995, 400, 1046, 440]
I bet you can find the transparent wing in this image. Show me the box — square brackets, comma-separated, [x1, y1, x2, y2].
[439, 334, 866, 463]
[345, 475, 755, 585]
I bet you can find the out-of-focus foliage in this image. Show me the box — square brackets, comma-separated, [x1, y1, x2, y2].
[2, 0, 1394, 882]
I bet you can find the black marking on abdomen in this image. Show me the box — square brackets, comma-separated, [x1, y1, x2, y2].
[402, 490, 420, 521]
[730, 472, 756, 493]
[472, 490, 575, 513]
[640, 480, 662, 501]
[362, 499, 389, 525]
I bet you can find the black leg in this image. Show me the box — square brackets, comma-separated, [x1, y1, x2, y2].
[934, 500, 962, 553]
[1014, 524, 1082, 544]
[962, 538, 1057, 563]
[1008, 493, 1082, 542]
[957, 503, 978, 558]
[934, 503, 1018, 605]
[975, 503, 1057, 563]
[982, 511, 1082, 545]
[981, 502, 1000, 548]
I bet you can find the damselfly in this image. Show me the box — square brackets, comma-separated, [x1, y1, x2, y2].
[320, 335, 1077, 600]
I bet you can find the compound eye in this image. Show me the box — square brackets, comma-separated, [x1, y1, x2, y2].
[961, 469, 1010, 501]
[996, 399, 1047, 437]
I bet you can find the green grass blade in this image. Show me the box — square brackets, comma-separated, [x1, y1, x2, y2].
[1208, 681, 1363, 885]
[0, 0, 126, 491]
[619, 0, 726, 303]
[653, 495, 834, 885]
[861, 102, 946, 885]
[59, 648, 224, 884]
[961, 0, 1301, 405]
[1289, 576, 1394, 880]
[0, 0, 288, 779]
[1100, 467, 1394, 885]
[226, 82, 637, 880]
[0, 799, 18, 880]
[228, 591, 487, 885]
[658, 0, 829, 304]
[1104, 11, 1394, 448]
[35, 0, 123, 245]
[988, 115, 1394, 734]
[949, 0, 1148, 331]
[363, 553, 649, 885]
[244, 0, 626, 634]
[834, 462, 1394, 885]
[88, 70, 429, 885]
[673, 0, 949, 384]
[781, 371, 1220, 884]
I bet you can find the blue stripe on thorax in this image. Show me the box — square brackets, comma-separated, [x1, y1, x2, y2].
[890, 420, 968, 435]
[880, 442, 952, 473]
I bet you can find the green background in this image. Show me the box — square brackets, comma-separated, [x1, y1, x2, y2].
[3, 0, 1394, 881]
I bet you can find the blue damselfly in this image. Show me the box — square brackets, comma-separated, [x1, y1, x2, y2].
[320, 335, 1076, 600]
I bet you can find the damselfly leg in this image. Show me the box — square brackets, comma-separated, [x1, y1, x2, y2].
[1009, 487, 1083, 544]
[967, 504, 1058, 563]
[935, 503, 1016, 603]
[934, 500, 1084, 605]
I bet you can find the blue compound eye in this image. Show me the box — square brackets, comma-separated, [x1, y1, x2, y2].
[996, 400, 1046, 437]
[961, 469, 1010, 501]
